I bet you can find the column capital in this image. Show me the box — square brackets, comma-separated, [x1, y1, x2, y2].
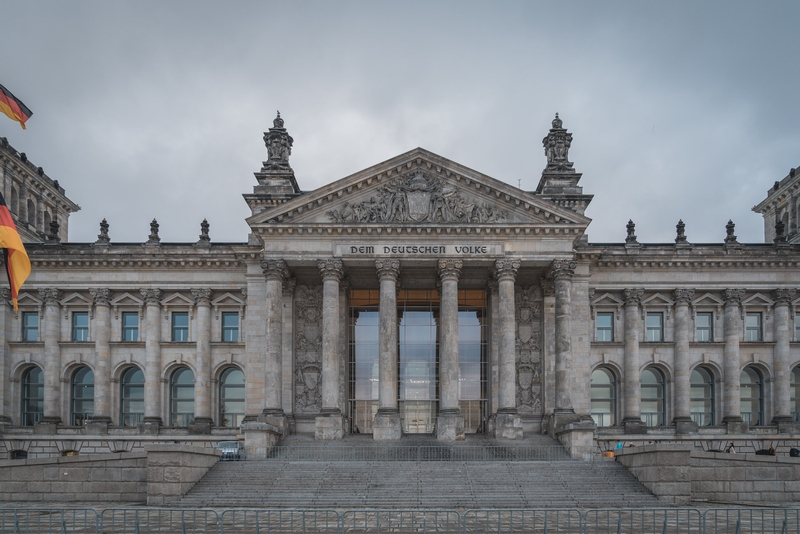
[261, 259, 289, 281]
[191, 288, 213, 306]
[89, 288, 114, 306]
[375, 259, 400, 283]
[140, 288, 163, 306]
[623, 288, 644, 305]
[318, 259, 344, 282]
[540, 277, 555, 297]
[493, 259, 520, 282]
[0, 287, 10, 304]
[38, 288, 62, 306]
[773, 288, 796, 305]
[550, 259, 577, 280]
[487, 279, 499, 292]
[438, 259, 462, 282]
[672, 288, 695, 304]
[723, 288, 746, 305]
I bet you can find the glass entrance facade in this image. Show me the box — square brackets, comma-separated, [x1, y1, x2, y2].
[348, 288, 486, 434]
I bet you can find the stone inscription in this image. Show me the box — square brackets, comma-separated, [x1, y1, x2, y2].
[337, 243, 502, 257]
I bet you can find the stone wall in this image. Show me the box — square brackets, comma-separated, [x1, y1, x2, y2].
[690, 450, 800, 503]
[614, 444, 692, 505]
[146, 445, 220, 506]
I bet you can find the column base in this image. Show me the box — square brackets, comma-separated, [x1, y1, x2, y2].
[373, 410, 402, 440]
[673, 418, 698, 435]
[723, 416, 748, 435]
[623, 418, 648, 435]
[241, 421, 283, 460]
[34, 416, 61, 435]
[188, 417, 213, 435]
[315, 410, 345, 440]
[138, 417, 162, 435]
[258, 410, 289, 439]
[776, 418, 800, 434]
[86, 416, 112, 435]
[436, 410, 465, 441]
[548, 409, 581, 438]
[493, 410, 523, 440]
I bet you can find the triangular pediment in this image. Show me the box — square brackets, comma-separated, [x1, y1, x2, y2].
[246, 148, 591, 229]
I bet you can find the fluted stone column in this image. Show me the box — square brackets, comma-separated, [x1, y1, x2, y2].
[88, 288, 113, 433]
[550, 260, 581, 433]
[315, 259, 345, 440]
[189, 288, 213, 434]
[622, 288, 646, 434]
[437, 259, 465, 441]
[772, 289, 796, 431]
[36, 288, 62, 432]
[493, 259, 523, 439]
[260, 260, 289, 436]
[373, 259, 401, 440]
[722, 288, 746, 433]
[672, 288, 696, 434]
[140, 289, 163, 434]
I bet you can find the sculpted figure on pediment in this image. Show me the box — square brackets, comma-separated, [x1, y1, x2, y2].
[515, 285, 543, 414]
[326, 170, 508, 224]
[294, 285, 323, 413]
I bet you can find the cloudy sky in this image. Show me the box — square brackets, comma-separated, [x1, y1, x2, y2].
[1, 1, 798, 245]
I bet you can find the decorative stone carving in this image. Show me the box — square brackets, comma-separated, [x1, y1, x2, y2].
[725, 220, 738, 244]
[326, 170, 508, 224]
[96, 219, 110, 244]
[375, 259, 400, 282]
[494, 259, 520, 282]
[0, 288, 11, 307]
[675, 220, 688, 244]
[775, 220, 787, 243]
[542, 113, 574, 171]
[437, 259, 462, 282]
[147, 219, 160, 244]
[89, 288, 113, 306]
[773, 288, 796, 305]
[191, 288, 212, 306]
[672, 288, 695, 304]
[261, 259, 288, 281]
[282, 278, 297, 298]
[550, 260, 577, 279]
[623, 288, 644, 305]
[294, 285, 323, 413]
[38, 288, 62, 305]
[47, 216, 60, 242]
[197, 219, 210, 244]
[539, 277, 555, 297]
[625, 220, 638, 244]
[723, 288, 746, 304]
[263, 112, 293, 171]
[318, 259, 343, 282]
[140, 288, 163, 306]
[515, 285, 542, 415]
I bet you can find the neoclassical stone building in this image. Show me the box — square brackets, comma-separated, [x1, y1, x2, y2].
[0, 114, 798, 459]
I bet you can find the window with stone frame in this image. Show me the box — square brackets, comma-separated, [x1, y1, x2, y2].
[745, 312, 763, 342]
[645, 312, 664, 342]
[171, 311, 189, 342]
[71, 311, 89, 342]
[221, 311, 239, 342]
[695, 312, 714, 342]
[21, 311, 38, 342]
[795, 314, 800, 342]
[595, 312, 614, 342]
[121, 311, 139, 342]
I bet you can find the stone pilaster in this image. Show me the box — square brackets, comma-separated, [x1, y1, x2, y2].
[672, 288, 697, 434]
[0, 288, 12, 427]
[549, 260, 580, 434]
[722, 288, 747, 434]
[437, 259, 465, 440]
[772, 289, 797, 432]
[139, 288, 163, 434]
[88, 288, 113, 434]
[259, 260, 289, 437]
[622, 288, 646, 434]
[373, 259, 401, 440]
[189, 288, 213, 434]
[315, 259, 345, 439]
[36, 288, 62, 432]
[493, 259, 523, 439]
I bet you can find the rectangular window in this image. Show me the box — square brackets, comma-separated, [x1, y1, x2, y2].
[22, 312, 38, 342]
[72, 312, 89, 342]
[696, 312, 713, 342]
[796, 315, 800, 342]
[221, 312, 239, 342]
[121, 312, 139, 342]
[172, 312, 189, 342]
[646, 313, 663, 342]
[746, 312, 763, 342]
[596, 312, 614, 342]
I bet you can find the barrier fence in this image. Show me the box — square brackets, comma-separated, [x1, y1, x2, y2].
[264, 445, 576, 461]
[1, 507, 799, 533]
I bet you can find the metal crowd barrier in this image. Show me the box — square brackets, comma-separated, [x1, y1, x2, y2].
[1, 507, 799, 533]
[264, 445, 575, 461]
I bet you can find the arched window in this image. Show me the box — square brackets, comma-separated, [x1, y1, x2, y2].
[170, 368, 195, 427]
[120, 367, 144, 427]
[792, 366, 800, 422]
[641, 367, 665, 426]
[219, 367, 245, 427]
[21, 366, 44, 426]
[71, 367, 94, 426]
[44, 211, 51, 233]
[26, 199, 35, 226]
[690, 367, 714, 426]
[590, 367, 616, 427]
[10, 186, 18, 215]
[741, 366, 763, 426]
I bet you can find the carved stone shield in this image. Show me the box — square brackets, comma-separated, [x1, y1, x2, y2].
[406, 191, 431, 222]
[518, 308, 533, 343]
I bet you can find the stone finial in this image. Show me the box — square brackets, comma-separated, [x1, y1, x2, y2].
[140, 288, 163, 306]
[261, 259, 289, 281]
[191, 288, 213, 306]
[623, 288, 644, 305]
[673, 288, 695, 304]
[772, 288, 796, 305]
[96, 218, 110, 244]
[263, 111, 293, 171]
[375, 259, 400, 282]
[38, 288, 62, 305]
[437, 259, 463, 282]
[89, 288, 113, 306]
[47, 216, 60, 242]
[197, 219, 210, 244]
[774, 220, 787, 243]
[722, 288, 746, 305]
[724, 220, 738, 244]
[675, 220, 688, 244]
[550, 259, 577, 280]
[147, 219, 160, 244]
[542, 113, 573, 171]
[625, 220, 638, 244]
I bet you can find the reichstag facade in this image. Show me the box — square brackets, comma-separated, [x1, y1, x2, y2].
[1, 114, 799, 459]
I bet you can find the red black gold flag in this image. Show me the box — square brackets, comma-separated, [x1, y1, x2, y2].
[0, 192, 31, 311]
[0, 84, 33, 129]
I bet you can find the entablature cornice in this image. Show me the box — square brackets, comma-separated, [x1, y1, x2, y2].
[254, 223, 587, 237]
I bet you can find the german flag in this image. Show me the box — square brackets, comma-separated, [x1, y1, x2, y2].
[0, 192, 30, 311]
[0, 84, 33, 129]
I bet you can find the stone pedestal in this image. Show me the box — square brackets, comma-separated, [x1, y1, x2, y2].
[258, 411, 289, 438]
[241, 421, 283, 460]
[493, 411, 523, 440]
[33, 419, 59, 434]
[188, 417, 213, 435]
[725, 419, 748, 434]
[777, 419, 800, 434]
[373, 410, 401, 440]
[86, 416, 111, 435]
[436, 411, 464, 441]
[548, 410, 581, 438]
[315, 411, 345, 440]
[674, 419, 698, 435]
[623, 418, 648, 434]
[555, 421, 596, 461]
[138, 417, 162, 435]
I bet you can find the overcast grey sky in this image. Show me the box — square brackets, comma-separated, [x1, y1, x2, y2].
[1, 1, 798, 244]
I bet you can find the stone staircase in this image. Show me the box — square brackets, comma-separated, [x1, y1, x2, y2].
[175, 435, 661, 509]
